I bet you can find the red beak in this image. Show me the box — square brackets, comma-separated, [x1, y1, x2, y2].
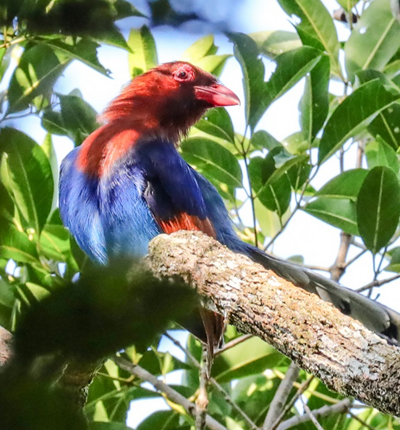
[194, 83, 240, 107]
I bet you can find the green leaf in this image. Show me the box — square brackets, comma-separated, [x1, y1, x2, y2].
[95, 29, 130, 51]
[385, 247, 400, 272]
[253, 155, 308, 215]
[42, 134, 59, 209]
[37, 37, 110, 76]
[8, 43, 70, 113]
[263, 47, 323, 121]
[357, 166, 400, 253]
[345, 0, 400, 82]
[287, 158, 312, 190]
[111, 0, 145, 20]
[213, 336, 283, 383]
[128, 26, 158, 78]
[316, 169, 368, 200]
[41, 110, 68, 135]
[250, 30, 302, 59]
[299, 55, 330, 142]
[304, 198, 359, 235]
[318, 79, 400, 164]
[228, 32, 267, 131]
[89, 423, 134, 430]
[182, 35, 217, 62]
[42, 93, 99, 146]
[137, 411, 184, 430]
[336, 0, 359, 11]
[0, 278, 15, 329]
[277, 0, 341, 75]
[368, 103, 400, 150]
[254, 198, 284, 238]
[40, 223, 72, 262]
[365, 137, 399, 173]
[251, 130, 282, 151]
[249, 157, 290, 216]
[59, 93, 99, 144]
[282, 131, 314, 155]
[196, 54, 231, 77]
[195, 108, 235, 143]
[0, 128, 53, 233]
[0, 46, 11, 82]
[0, 223, 39, 264]
[230, 32, 322, 131]
[181, 137, 242, 188]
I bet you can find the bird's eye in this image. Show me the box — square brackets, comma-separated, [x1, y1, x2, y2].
[174, 65, 195, 82]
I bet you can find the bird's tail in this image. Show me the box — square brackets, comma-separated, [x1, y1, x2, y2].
[244, 244, 400, 343]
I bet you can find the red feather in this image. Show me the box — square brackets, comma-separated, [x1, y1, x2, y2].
[77, 124, 139, 177]
[157, 213, 216, 238]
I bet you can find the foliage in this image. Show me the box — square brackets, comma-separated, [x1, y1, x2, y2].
[1, 0, 400, 429]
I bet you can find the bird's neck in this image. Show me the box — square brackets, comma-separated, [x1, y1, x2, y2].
[76, 119, 182, 177]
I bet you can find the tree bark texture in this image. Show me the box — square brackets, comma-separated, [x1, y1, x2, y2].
[146, 231, 400, 417]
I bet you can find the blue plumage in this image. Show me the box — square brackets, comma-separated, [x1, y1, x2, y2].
[59, 139, 223, 263]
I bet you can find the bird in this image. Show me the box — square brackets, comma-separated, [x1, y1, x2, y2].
[59, 61, 400, 356]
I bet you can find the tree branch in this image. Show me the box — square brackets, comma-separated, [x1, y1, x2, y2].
[263, 362, 299, 429]
[146, 231, 400, 417]
[0, 325, 12, 366]
[277, 398, 352, 430]
[113, 355, 228, 430]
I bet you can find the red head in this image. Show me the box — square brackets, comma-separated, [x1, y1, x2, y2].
[101, 61, 240, 143]
[78, 62, 239, 176]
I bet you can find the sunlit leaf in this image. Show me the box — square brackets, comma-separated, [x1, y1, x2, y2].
[182, 34, 217, 62]
[128, 26, 158, 78]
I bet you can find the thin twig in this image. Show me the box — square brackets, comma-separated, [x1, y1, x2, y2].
[300, 397, 325, 430]
[270, 376, 315, 430]
[196, 347, 209, 430]
[215, 334, 253, 356]
[277, 398, 352, 430]
[356, 273, 400, 293]
[263, 362, 299, 429]
[265, 166, 319, 251]
[165, 333, 258, 430]
[239, 132, 259, 247]
[342, 249, 367, 269]
[113, 355, 228, 430]
[330, 232, 352, 282]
